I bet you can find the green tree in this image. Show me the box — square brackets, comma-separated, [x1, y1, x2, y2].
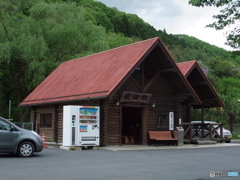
[79, 0, 114, 32]
[207, 56, 240, 133]
[216, 77, 240, 132]
[189, 0, 240, 49]
[106, 33, 133, 49]
[0, 0, 109, 120]
[207, 57, 240, 78]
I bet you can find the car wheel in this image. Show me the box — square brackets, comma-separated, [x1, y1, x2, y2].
[225, 140, 231, 143]
[17, 141, 35, 157]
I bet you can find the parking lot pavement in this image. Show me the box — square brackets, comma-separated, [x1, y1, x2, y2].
[231, 139, 240, 143]
[1, 143, 240, 180]
[102, 141, 240, 151]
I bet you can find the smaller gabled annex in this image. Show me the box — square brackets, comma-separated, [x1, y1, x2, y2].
[177, 60, 224, 108]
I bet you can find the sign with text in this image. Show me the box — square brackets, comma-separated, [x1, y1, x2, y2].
[169, 112, 174, 130]
[120, 91, 152, 103]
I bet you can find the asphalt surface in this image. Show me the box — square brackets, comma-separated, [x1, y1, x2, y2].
[0, 143, 240, 180]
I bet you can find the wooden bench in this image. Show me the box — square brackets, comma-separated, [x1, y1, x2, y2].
[149, 131, 178, 146]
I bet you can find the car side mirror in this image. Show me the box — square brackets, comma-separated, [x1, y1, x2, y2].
[10, 125, 15, 132]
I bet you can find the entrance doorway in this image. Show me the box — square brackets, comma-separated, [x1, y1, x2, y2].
[122, 107, 143, 144]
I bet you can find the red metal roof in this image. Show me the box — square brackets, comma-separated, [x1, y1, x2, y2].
[177, 60, 197, 76]
[20, 37, 159, 105]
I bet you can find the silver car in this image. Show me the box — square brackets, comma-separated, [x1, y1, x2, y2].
[0, 116, 43, 157]
[191, 121, 232, 143]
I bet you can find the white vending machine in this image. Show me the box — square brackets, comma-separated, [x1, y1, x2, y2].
[62, 105, 100, 149]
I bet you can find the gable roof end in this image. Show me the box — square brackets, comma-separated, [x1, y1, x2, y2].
[177, 60, 224, 107]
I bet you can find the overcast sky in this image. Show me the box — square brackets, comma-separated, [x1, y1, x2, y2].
[96, 0, 233, 51]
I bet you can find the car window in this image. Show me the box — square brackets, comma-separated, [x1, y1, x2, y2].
[0, 119, 11, 131]
[192, 125, 200, 129]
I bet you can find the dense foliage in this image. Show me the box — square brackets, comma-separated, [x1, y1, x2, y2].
[189, 0, 240, 49]
[0, 0, 239, 132]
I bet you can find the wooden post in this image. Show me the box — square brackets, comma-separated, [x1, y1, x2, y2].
[142, 107, 148, 145]
[201, 107, 204, 139]
[220, 124, 223, 141]
[120, 105, 123, 146]
[54, 105, 59, 143]
[189, 124, 192, 140]
[209, 124, 213, 140]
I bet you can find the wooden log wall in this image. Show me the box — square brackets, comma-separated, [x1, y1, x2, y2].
[54, 99, 120, 146]
[147, 95, 177, 131]
[106, 93, 121, 145]
[180, 103, 191, 123]
[32, 100, 98, 144]
[34, 106, 56, 142]
[100, 100, 108, 146]
[56, 105, 63, 143]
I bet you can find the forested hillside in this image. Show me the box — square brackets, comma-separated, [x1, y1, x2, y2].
[0, 0, 239, 132]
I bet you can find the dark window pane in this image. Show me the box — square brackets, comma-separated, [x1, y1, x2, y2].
[40, 114, 52, 128]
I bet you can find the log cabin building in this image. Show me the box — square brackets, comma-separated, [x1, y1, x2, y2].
[20, 37, 224, 146]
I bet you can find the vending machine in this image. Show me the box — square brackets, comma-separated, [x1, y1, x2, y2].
[62, 105, 100, 149]
[78, 106, 100, 146]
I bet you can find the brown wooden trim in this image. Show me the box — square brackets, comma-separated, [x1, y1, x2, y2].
[191, 82, 208, 86]
[159, 68, 176, 74]
[120, 104, 123, 145]
[143, 72, 160, 92]
[102, 100, 108, 146]
[130, 76, 144, 92]
[121, 104, 148, 108]
[33, 107, 37, 132]
[142, 107, 148, 145]
[120, 91, 151, 104]
[54, 105, 59, 143]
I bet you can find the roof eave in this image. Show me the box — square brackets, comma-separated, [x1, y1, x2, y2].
[19, 95, 108, 107]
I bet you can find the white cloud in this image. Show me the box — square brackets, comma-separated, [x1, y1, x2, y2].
[97, 0, 233, 50]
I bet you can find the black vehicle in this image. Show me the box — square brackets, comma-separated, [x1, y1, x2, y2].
[0, 116, 43, 157]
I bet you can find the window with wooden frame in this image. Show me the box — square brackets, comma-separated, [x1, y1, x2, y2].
[40, 113, 53, 128]
[157, 113, 168, 128]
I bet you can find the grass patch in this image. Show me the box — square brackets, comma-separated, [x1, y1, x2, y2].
[232, 134, 240, 139]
